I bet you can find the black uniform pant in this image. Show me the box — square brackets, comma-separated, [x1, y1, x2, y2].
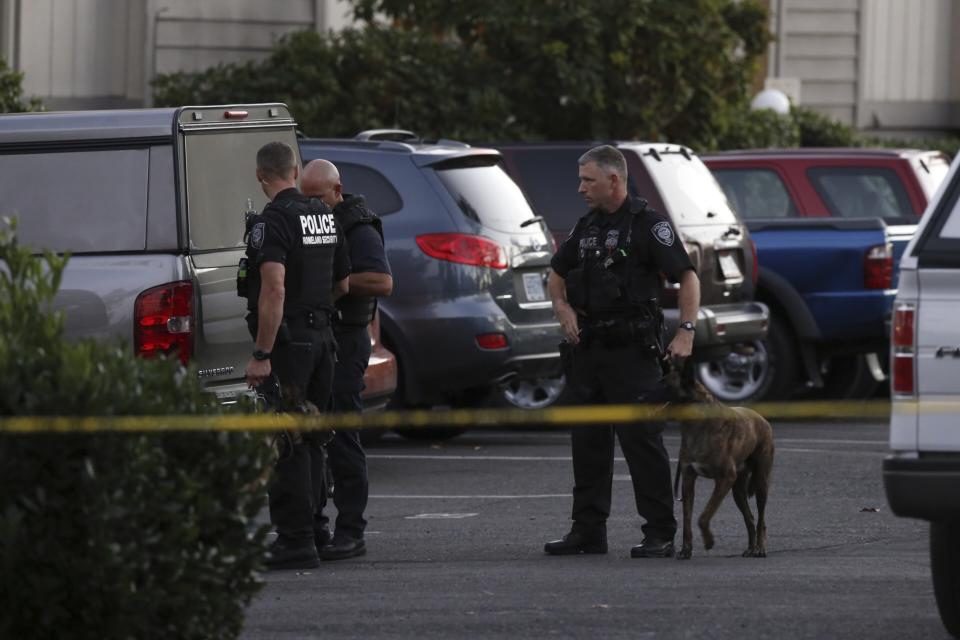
[562, 340, 676, 541]
[265, 325, 336, 545]
[312, 326, 371, 540]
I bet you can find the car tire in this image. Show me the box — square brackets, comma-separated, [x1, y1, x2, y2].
[931, 521, 960, 638]
[495, 375, 566, 410]
[819, 354, 880, 400]
[697, 315, 796, 403]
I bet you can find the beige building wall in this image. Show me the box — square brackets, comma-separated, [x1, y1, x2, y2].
[767, 0, 960, 133]
[859, 0, 960, 130]
[0, 0, 355, 109]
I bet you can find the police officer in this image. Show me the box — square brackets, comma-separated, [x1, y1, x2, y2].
[301, 159, 393, 561]
[544, 145, 700, 558]
[243, 141, 351, 570]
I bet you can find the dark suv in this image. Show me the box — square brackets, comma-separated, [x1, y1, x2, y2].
[493, 141, 769, 374]
[299, 131, 563, 430]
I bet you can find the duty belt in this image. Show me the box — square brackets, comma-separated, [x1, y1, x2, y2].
[580, 316, 658, 349]
[284, 309, 332, 330]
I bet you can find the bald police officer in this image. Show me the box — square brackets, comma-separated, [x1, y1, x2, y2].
[544, 145, 700, 559]
[243, 141, 350, 570]
[301, 159, 393, 561]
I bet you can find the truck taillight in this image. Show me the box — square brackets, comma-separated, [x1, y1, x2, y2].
[892, 302, 915, 395]
[865, 242, 893, 290]
[134, 281, 194, 365]
[416, 233, 508, 269]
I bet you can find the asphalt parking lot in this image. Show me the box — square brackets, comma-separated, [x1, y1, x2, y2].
[241, 420, 948, 640]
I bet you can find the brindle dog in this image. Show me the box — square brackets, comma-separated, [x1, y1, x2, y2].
[661, 359, 774, 560]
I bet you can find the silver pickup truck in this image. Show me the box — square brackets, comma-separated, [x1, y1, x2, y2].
[0, 105, 313, 402]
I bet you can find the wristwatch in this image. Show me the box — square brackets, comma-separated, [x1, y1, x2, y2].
[678, 321, 696, 333]
[252, 349, 271, 361]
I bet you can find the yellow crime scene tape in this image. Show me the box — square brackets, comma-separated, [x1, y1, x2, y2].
[0, 399, 947, 434]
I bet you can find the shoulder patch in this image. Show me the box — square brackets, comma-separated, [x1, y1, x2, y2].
[250, 222, 265, 249]
[651, 221, 675, 247]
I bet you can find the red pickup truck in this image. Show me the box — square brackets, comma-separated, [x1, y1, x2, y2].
[703, 148, 950, 398]
[702, 148, 949, 224]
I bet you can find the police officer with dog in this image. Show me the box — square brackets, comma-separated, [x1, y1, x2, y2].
[301, 159, 393, 561]
[544, 145, 700, 559]
[242, 141, 351, 570]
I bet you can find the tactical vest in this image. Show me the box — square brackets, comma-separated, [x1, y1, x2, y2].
[567, 203, 659, 319]
[334, 195, 384, 327]
[242, 194, 339, 319]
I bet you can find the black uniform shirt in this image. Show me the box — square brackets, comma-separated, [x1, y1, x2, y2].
[347, 223, 391, 276]
[551, 197, 694, 314]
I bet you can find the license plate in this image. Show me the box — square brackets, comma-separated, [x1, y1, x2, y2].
[717, 251, 742, 279]
[522, 272, 546, 302]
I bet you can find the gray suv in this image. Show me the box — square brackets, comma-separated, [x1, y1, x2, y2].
[299, 131, 564, 422]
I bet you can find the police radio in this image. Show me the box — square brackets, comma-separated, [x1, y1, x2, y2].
[236, 198, 258, 298]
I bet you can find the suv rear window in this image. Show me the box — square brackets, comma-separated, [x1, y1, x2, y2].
[184, 128, 298, 251]
[506, 148, 585, 230]
[712, 168, 799, 219]
[641, 150, 739, 225]
[336, 163, 403, 215]
[807, 167, 913, 221]
[915, 153, 951, 201]
[0, 147, 151, 253]
[433, 156, 540, 233]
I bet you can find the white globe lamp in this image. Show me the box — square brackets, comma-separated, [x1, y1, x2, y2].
[750, 89, 791, 115]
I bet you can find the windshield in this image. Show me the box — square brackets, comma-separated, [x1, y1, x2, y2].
[433, 157, 542, 233]
[641, 149, 739, 225]
[183, 128, 299, 251]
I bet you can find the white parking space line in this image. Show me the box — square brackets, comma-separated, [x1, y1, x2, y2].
[367, 454, 577, 461]
[372, 494, 569, 500]
[460, 433, 886, 446]
[404, 513, 479, 519]
[368, 446, 879, 463]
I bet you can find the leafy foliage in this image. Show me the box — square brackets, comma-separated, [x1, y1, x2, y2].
[154, 28, 517, 141]
[0, 56, 42, 113]
[155, 1, 770, 147]
[0, 221, 272, 639]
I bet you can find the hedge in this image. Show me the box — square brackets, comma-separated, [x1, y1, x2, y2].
[0, 221, 273, 640]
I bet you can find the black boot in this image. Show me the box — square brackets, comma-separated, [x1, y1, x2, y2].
[320, 536, 366, 561]
[265, 537, 321, 570]
[630, 537, 675, 558]
[544, 527, 607, 555]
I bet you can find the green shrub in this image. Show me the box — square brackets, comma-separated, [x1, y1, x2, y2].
[716, 105, 959, 159]
[0, 56, 42, 113]
[0, 222, 272, 640]
[154, 0, 772, 145]
[715, 106, 800, 150]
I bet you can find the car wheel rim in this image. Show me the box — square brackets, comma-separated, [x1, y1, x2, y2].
[500, 375, 566, 410]
[696, 342, 769, 402]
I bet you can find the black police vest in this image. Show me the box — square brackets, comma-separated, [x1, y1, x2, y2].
[334, 195, 384, 327]
[244, 195, 339, 318]
[571, 204, 659, 318]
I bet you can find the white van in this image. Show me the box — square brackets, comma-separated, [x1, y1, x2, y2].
[883, 153, 960, 637]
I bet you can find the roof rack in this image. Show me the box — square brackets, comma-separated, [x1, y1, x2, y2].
[354, 129, 420, 143]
